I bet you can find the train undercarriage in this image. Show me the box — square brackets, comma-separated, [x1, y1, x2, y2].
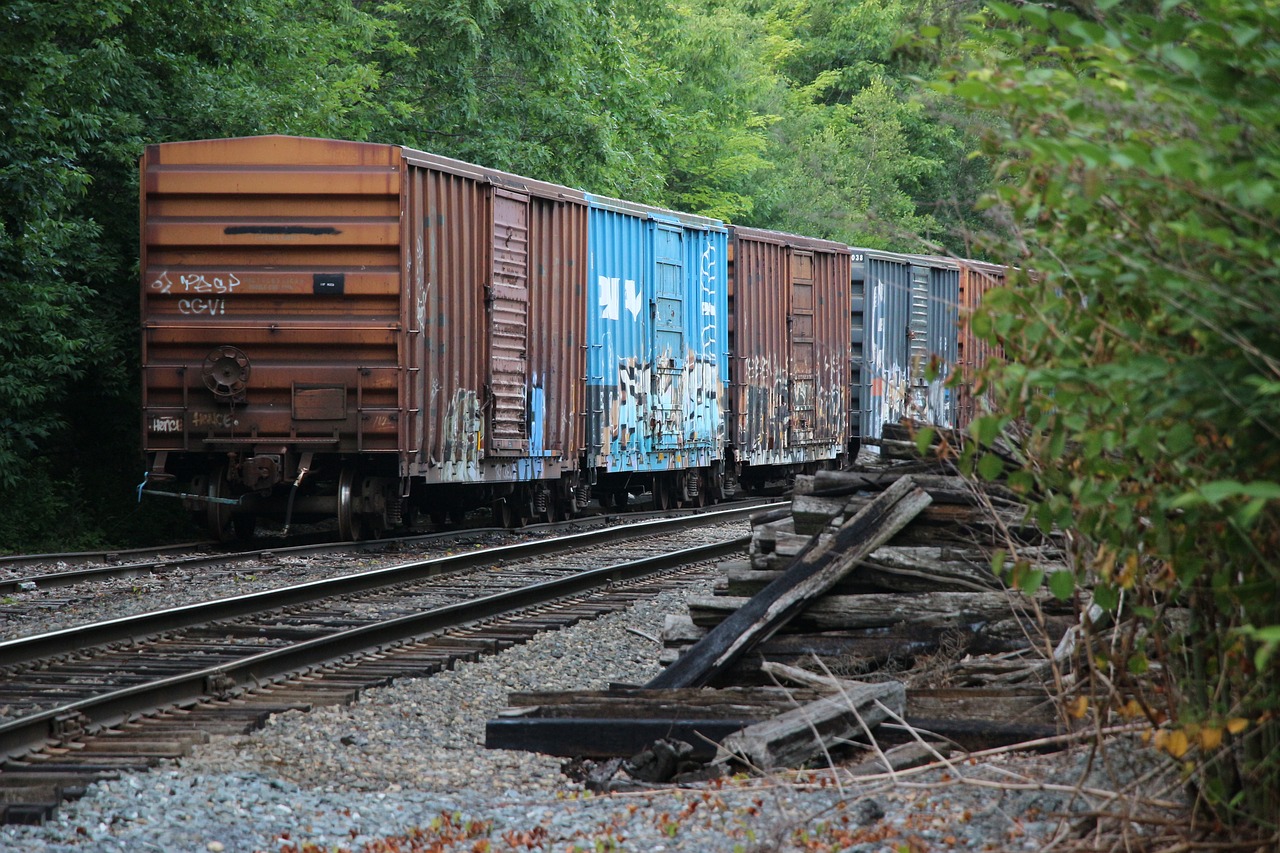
[145, 451, 739, 542]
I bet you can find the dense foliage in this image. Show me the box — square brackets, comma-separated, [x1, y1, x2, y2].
[939, 0, 1280, 837]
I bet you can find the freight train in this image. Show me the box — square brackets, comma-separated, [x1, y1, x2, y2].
[138, 135, 1002, 539]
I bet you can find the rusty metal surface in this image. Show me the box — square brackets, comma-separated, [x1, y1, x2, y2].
[142, 135, 588, 491]
[585, 195, 729, 475]
[401, 148, 588, 485]
[141, 135, 406, 460]
[955, 260, 1007, 430]
[727, 227, 851, 470]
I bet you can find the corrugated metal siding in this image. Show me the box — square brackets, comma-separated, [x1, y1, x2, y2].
[408, 163, 488, 478]
[525, 186, 588, 469]
[853, 250, 960, 441]
[585, 195, 728, 474]
[142, 135, 587, 488]
[729, 227, 851, 468]
[848, 251, 866, 445]
[403, 150, 588, 483]
[956, 260, 1007, 430]
[857, 250, 912, 442]
[140, 135, 406, 457]
[488, 189, 531, 455]
[925, 262, 961, 427]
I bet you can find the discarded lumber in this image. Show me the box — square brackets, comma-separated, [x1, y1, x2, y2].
[646, 475, 933, 689]
[484, 686, 822, 760]
[721, 546, 1006, 596]
[790, 492, 1036, 542]
[845, 741, 951, 776]
[483, 682, 1063, 763]
[660, 617, 1062, 685]
[717, 679, 905, 772]
[485, 716, 749, 760]
[685, 590, 1063, 632]
[806, 468, 1024, 506]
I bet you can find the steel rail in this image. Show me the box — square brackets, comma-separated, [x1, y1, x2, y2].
[0, 500, 779, 595]
[0, 542, 214, 574]
[0, 533, 750, 760]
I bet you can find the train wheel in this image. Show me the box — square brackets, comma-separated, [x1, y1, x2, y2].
[337, 464, 364, 541]
[692, 469, 708, 508]
[492, 498, 516, 528]
[653, 475, 672, 511]
[706, 464, 725, 504]
[204, 465, 235, 542]
[541, 491, 560, 523]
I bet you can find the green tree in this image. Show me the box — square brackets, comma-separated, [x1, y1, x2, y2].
[371, 0, 671, 200]
[0, 0, 392, 550]
[741, 0, 986, 249]
[614, 0, 775, 219]
[939, 0, 1280, 836]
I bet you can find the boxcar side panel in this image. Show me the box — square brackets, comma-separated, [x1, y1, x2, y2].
[403, 152, 588, 484]
[729, 228, 851, 470]
[585, 196, 728, 475]
[854, 250, 961, 440]
[920, 261, 960, 428]
[955, 260, 1007, 431]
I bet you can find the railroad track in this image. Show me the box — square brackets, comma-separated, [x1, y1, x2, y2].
[0, 505, 771, 824]
[0, 498, 777, 597]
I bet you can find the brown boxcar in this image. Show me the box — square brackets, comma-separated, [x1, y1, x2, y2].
[140, 135, 587, 538]
[954, 259, 1007, 431]
[726, 227, 852, 491]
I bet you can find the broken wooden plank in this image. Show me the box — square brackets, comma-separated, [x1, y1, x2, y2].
[883, 717, 1061, 751]
[686, 590, 1062, 632]
[721, 546, 1009, 596]
[811, 469, 1024, 506]
[485, 717, 755, 760]
[791, 494, 848, 534]
[717, 679, 905, 771]
[485, 686, 823, 759]
[498, 686, 819, 715]
[647, 476, 932, 689]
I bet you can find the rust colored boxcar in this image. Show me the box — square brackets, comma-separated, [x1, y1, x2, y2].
[954, 259, 1007, 431]
[141, 135, 587, 538]
[727, 227, 852, 492]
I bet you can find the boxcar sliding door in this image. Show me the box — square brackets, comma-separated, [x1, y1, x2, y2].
[651, 223, 685, 449]
[487, 188, 531, 456]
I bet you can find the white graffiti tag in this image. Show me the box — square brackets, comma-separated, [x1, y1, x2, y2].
[150, 271, 241, 295]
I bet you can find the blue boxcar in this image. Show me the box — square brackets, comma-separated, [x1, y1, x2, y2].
[850, 249, 961, 444]
[584, 194, 729, 508]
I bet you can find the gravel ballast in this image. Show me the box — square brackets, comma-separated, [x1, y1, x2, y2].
[0, 576, 1183, 852]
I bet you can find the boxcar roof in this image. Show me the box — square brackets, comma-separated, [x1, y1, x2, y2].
[583, 192, 726, 231]
[730, 225, 851, 254]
